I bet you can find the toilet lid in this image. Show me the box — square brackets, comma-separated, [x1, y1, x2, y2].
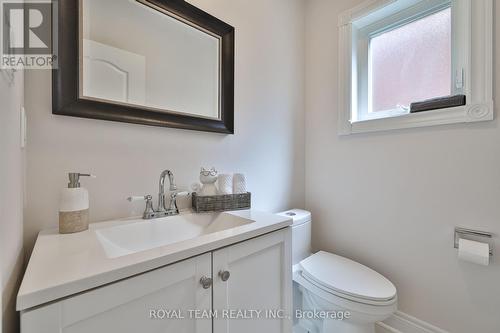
[300, 251, 396, 303]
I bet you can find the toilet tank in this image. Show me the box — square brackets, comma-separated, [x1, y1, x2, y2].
[277, 209, 311, 265]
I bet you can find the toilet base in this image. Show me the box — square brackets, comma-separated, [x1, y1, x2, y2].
[293, 280, 396, 333]
[292, 324, 309, 333]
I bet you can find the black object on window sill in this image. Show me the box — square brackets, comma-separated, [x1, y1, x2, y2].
[410, 95, 466, 113]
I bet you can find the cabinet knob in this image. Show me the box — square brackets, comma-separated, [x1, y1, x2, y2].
[219, 270, 230, 282]
[200, 276, 213, 289]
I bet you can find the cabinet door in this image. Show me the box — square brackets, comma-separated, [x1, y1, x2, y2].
[213, 228, 292, 333]
[21, 253, 212, 333]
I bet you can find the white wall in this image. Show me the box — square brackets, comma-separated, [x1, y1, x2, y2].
[305, 1, 500, 332]
[0, 69, 24, 333]
[24, 0, 305, 249]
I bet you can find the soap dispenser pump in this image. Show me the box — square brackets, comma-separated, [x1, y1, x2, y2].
[59, 173, 95, 234]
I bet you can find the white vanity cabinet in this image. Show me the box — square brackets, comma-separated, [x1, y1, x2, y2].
[213, 229, 292, 333]
[21, 253, 213, 333]
[20, 228, 291, 333]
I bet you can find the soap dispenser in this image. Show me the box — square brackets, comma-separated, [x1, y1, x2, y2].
[59, 173, 95, 234]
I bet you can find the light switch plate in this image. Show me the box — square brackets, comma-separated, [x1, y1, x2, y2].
[20, 106, 27, 148]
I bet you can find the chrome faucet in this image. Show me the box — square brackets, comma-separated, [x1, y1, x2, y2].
[127, 169, 186, 220]
[157, 169, 177, 213]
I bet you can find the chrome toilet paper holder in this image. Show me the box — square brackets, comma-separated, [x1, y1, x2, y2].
[454, 227, 493, 256]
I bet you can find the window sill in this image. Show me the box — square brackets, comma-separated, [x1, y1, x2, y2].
[340, 102, 494, 135]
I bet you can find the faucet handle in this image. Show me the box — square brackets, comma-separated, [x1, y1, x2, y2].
[127, 195, 155, 219]
[168, 191, 190, 212]
[127, 195, 152, 202]
[170, 191, 190, 198]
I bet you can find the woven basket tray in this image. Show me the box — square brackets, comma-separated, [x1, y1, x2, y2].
[192, 192, 251, 213]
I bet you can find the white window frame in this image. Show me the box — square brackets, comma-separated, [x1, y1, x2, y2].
[338, 0, 493, 135]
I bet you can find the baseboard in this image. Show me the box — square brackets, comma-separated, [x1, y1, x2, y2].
[375, 311, 449, 333]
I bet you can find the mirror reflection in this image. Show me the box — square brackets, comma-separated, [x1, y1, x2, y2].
[80, 0, 221, 119]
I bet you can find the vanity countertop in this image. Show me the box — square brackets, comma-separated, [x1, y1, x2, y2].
[17, 210, 292, 311]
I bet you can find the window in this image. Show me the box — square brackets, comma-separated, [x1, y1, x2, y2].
[338, 0, 493, 134]
[369, 8, 451, 117]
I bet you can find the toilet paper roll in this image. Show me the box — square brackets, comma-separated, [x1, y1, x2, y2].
[458, 238, 490, 266]
[233, 173, 247, 194]
[217, 174, 233, 195]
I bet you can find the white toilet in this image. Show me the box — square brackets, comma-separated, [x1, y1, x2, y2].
[277, 209, 397, 333]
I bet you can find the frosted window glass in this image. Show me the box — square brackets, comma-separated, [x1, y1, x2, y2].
[370, 8, 451, 113]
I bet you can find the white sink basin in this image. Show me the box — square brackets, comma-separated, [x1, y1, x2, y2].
[96, 212, 254, 258]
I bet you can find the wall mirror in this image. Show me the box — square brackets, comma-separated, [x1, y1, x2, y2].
[54, 0, 235, 133]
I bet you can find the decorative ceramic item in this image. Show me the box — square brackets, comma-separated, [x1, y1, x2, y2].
[217, 174, 233, 195]
[199, 167, 218, 196]
[191, 182, 202, 193]
[233, 173, 247, 194]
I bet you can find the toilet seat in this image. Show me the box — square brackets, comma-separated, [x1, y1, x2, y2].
[298, 251, 397, 306]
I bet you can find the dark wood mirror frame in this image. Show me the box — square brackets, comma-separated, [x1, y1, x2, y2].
[53, 0, 235, 134]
